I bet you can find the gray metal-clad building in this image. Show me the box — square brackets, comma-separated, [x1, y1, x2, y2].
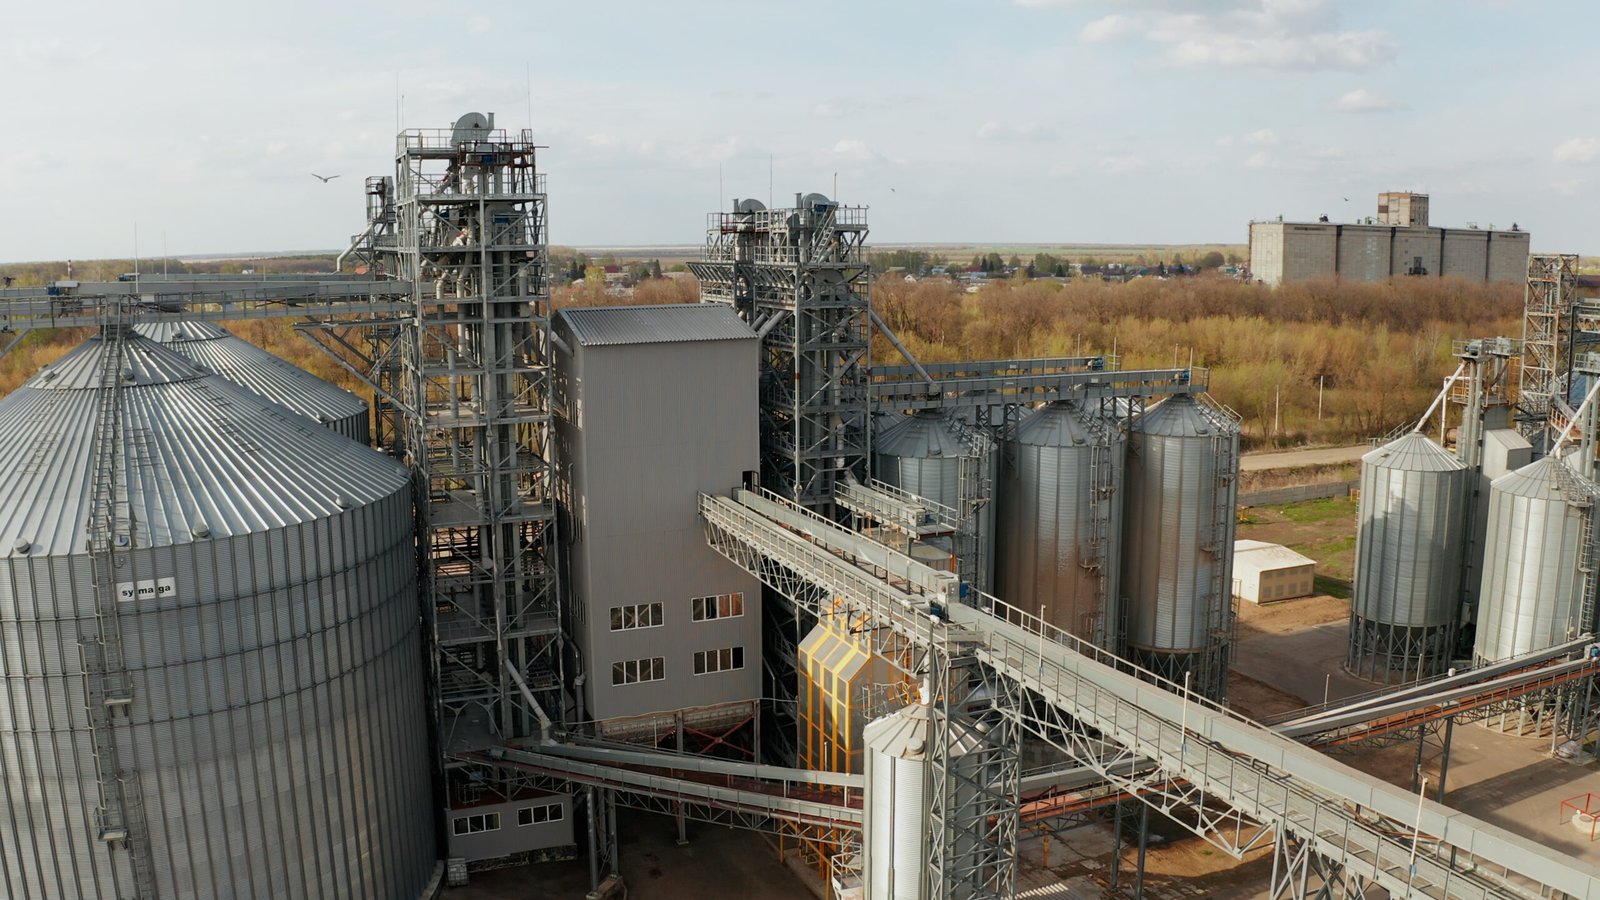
[1473, 456, 1600, 664]
[134, 320, 371, 443]
[553, 305, 762, 735]
[1121, 394, 1239, 700]
[0, 333, 434, 899]
[873, 410, 996, 591]
[994, 401, 1124, 650]
[1348, 432, 1469, 683]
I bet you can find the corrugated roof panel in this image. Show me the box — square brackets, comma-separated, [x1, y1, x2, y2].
[0, 334, 409, 556]
[133, 321, 368, 434]
[1361, 431, 1467, 473]
[558, 304, 756, 346]
[1232, 540, 1316, 573]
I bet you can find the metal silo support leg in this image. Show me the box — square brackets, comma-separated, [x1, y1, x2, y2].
[1108, 796, 1123, 895]
[1436, 716, 1455, 803]
[1134, 803, 1149, 898]
[607, 791, 620, 877]
[586, 786, 600, 894]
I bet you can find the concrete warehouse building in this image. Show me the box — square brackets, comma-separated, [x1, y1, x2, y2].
[1248, 192, 1530, 286]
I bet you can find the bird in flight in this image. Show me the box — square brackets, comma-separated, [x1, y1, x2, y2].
[311, 173, 341, 183]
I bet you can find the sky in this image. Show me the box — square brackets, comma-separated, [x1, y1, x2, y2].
[2, 0, 1596, 261]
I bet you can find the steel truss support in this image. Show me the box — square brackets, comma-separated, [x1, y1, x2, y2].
[1268, 830, 1374, 900]
[1519, 253, 1580, 443]
[927, 646, 1021, 900]
[691, 197, 871, 517]
[391, 120, 565, 830]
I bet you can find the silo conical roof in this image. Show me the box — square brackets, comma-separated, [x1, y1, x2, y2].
[1491, 455, 1600, 502]
[1132, 392, 1235, 437]
[1011, 400, 1102, 447]
[1362, 431, 1468, 472]
[863, 701, 986, 758]
[875, 410, 972, 457]
[133, 320, 368, 435]
[0, 333, 408, 556]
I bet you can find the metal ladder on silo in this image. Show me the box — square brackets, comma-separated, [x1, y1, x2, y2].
[951, 416, 993, 593]
[81, 308, 158, 899]
[1203, 405, 1240, 699]
[1084, 435, 1114, 649]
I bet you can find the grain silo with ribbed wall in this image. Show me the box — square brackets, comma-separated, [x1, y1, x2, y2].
[0, 331, 434, 899]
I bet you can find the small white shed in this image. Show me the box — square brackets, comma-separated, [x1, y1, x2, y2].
[1233, 540, 1316, 604]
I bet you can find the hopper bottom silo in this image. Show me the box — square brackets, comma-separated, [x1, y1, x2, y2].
[861, 698, 995, 900]
[1347, 620, 1455, 684]
[1346, 432, 1469, 684]
[1124, 645, 1230, 702]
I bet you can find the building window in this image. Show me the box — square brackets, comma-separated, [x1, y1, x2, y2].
[692, 592, 745, 622]
[612, 656, 666, 686]
[452, 812, 501, 836]
[518, 802, 565, 826]
[693, 646, 745, 675]
[610, 602, 664, 631]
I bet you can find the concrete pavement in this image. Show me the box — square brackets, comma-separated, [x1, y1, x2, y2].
[1240, 444, 1370, 472]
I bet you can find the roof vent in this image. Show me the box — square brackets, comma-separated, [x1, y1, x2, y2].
[190, 523, 211, 539]
[336, 496, 353, 510]
[12, 539, 29, 555]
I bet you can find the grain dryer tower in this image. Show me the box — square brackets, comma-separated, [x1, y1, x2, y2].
[1121, 394, 1240, 700]
[0, 331, 433, 899]
[134, 320, 371, 442]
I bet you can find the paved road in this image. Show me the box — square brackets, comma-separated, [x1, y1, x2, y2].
[1240, 444, 1370, 472]
[1232, 621, 1371, 707]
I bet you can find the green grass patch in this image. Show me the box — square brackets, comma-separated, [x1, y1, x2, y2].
[1313, 575, 1352, 600]
[1277, 496, 1359, 524]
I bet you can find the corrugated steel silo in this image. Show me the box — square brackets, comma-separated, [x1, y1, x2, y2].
[995, 401, 1124, 650]
[1121, 393, 1240, 701]
[135, 320, 371, 443]
[874, 411, 996, 591]
[1347, 432, 1468, 683]
[0, 332, 434, 899]
[861, 699, 986, 900]
[1473, 456, 1600, 664]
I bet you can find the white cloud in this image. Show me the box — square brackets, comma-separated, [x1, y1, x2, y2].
[821, 139, 879, 164]
[1328, 87, 1403, 112]
[1097, 154, 1147, 174]
[1051, 0, 1397, 71]
[1554, 138, 1600, 165]
[1160, 27, 1395, 70]
[1217, 128, 1279, 147]
[811, 102, 847, 119]
[1081, 14, 1139, 43]
[467, 14, 490, 34]
[975, 121, 1054, 141]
